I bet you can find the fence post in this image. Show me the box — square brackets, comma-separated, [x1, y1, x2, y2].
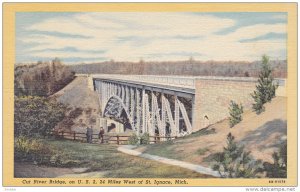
[73, 132, 76, 140]
[61, 131, 64, 139]
[117, 135, 119, 145]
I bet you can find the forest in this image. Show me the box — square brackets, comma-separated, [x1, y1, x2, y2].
[14, 58, 75, 96]
[69, 59, 287, 78]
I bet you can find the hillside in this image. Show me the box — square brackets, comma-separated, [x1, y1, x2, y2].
[138, 96, 286, 165]
[14, 60, 74, 96]
[51, 76, 101, 133]
[53, 76, 99, 109]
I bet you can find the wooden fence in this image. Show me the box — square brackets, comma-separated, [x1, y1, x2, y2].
[49, 131, 177, 145]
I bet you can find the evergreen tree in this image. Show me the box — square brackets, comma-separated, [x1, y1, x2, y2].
[263, 140, 287, 178]
[212, 133, 263, 178]
[228, 100, 243, 128]
[251, 55, 278, 114]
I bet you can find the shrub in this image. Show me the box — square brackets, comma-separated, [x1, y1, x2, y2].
[128, 133, 139, 145]
[263, 140, 287, 178]
[212, 133, 263, 178]
[228, 101, 243, 128]
[14, 136, 79, 167]
[14, 96, 66, 138]
[140, 133, 150, 145]
[251, 55, 278, 114]
[196, 147, 209, 155]
[15, 136, 59, 165]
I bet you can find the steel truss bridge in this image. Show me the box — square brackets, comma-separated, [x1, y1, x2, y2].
[91, 74, 286, 137]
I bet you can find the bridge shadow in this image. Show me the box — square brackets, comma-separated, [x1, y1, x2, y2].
[239, 119, 287, 149]
[203, 119, 287, 163]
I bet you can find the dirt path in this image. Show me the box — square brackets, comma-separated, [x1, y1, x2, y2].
[14, 162, 75, 178]
[118, 145, 220, 177]
[14, 162, 110, 178]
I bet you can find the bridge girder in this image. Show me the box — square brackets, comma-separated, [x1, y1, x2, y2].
[94, 79, 194, 137]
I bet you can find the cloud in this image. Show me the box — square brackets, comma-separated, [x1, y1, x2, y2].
[25, 30, 92, 39]
[224, 23, 286, 41]
[16, 12, 287, 63]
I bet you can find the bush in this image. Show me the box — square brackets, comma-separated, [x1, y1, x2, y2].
[228, 101, 243, 128]
[140, 133, 150, 145]
[14, 136, 80, 167]
[14, 96, 66, 138]
[263, 140, 287, 178]
[128, 133, 139, 145]
[196, 147, 209, 155]
[15, 136, 59, 165]
[212, 133, 263, 178]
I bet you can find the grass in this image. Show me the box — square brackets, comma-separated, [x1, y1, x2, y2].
[142, 128, 216, 161]
[184, 127, 216, 138]
[143, 140, 185, 160]
[196, 147, 209, 156]
[15, 138, 212, 178]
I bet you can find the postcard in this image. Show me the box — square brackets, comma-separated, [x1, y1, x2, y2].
[2, 2, 297, 187]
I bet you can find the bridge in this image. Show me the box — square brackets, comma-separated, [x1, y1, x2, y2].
[86, 74, 286, 137]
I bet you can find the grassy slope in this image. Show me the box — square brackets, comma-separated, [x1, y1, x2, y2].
[139, 96, 286, 166]
[15, 139, 211, 178]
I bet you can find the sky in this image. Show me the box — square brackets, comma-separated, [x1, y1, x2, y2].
[16, 12, 287, 64]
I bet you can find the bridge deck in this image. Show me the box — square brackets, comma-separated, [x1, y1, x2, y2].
[86, 74, 285, 95]
[92, 74, 196, 89]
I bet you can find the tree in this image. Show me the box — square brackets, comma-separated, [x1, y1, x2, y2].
[228, 100, 243, 128]
[14, 96, 66, 138]
[212, 133, 263, 178]
[263, 140, 287, 178]
[251, 55, 278, 114]
[14, 59, 75, 97]
[189, 56, 194, 64]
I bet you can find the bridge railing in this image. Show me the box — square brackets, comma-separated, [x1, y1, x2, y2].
[49, 131, 177, 145]
[92, 74, 196, 88]
[91, 74, 286, 89]
[126, 75, 195, 88]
